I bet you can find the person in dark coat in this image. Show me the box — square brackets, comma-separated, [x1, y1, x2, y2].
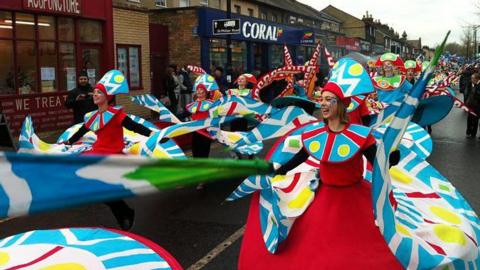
[213, 67, 229, 95]
[164, 65, 178, 114]
[460, 66, 474, 102]
[466, 73, 480, 138]
[65, 71, 97, 124]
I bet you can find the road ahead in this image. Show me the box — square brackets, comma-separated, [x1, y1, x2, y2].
[1, 105, 479, 269]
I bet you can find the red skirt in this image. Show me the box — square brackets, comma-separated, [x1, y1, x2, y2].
[239, 180, 403, 270]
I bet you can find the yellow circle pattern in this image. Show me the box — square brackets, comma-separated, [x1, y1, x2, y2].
[433, 224, 466, 246]
[309, 141, 321, 153]
[337, 144, 350, 157]
[0, 252, 9, 266]
[114, 75, 124, 83]
[40, 263, 87, 270]
[430, 206, 462, 225]
[348, 63, 363, 76]
[202, 104, 209, 110]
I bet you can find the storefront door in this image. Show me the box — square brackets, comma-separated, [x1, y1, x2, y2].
[79, 45, 103, 86]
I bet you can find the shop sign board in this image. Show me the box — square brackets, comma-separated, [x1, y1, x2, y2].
[23, 0, 82, 16]
[199, 8, 315, 46]
[0, 92, 73, 135]
[213, 19, 241, 35]
[336, 36, 360, 51]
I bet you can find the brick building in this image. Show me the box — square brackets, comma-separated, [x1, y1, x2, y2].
[112, 0, 152, 118]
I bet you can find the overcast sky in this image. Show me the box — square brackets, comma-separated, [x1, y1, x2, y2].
[298, 0, 478, 47]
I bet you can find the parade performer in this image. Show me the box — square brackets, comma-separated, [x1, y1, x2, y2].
[372, 53, 412, 104]
[404, 60, 422, 84]
[64, 70, 155, 231]
[227, 73, 257, 98]
[65, 70, 154, 154]
[228, 58, 403, 269]
[228, 74, 257, 132]
[186, 83, 215, 158]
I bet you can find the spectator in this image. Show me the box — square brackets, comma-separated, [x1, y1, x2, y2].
[460, 66, 474, 102]
[65, 70, 97, 124]
[466, 73, 480, 138]
[213, 67, 228, 95]
[164, 65, 178, 114]
[178, 66, 192, 113]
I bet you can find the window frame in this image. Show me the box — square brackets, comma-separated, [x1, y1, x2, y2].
[155, 0, 167, 8]
[0, 11, 105, 96]
[116, 44, 143, 90]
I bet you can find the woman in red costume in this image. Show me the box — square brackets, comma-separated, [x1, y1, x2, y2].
[234, 59, 402, 269]
[65, 70, 155, 230]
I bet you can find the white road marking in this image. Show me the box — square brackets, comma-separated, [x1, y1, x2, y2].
[187, 225, 245, 270]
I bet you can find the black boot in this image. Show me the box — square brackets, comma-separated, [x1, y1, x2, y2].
[106, 200, 135, 231]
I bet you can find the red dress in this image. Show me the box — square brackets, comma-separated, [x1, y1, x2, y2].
[83, 109, 127, 155]
[238, 133, 402, 269]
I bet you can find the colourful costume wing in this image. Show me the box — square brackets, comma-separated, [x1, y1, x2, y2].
[227, 123, 320, 253]
[0, 228, 181, 269]
[373, 122, 433, 160]
[19, 116, 91, 155]
[130, 94, 181, 124]
[0, 152, 270, 218]
[231, 106, 317, 153]
[212, 95, 275, 118]
[372, 32, 480, 269]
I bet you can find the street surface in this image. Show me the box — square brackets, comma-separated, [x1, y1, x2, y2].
[0, 102, 479, 269]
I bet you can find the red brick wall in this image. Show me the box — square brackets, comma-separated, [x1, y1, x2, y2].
[149, 9, 201, 68]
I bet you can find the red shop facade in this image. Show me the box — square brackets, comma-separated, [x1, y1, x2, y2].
[0, 0, 114, 135]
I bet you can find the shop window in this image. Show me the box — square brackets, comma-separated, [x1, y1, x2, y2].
[15, 13, 35, 40]
[234, 5, 241, 14]
[79, 20, 102, 43]
[117, 45, 142, 89]
[59, 43, 76, 91]
[16, 41, 37, 94]
[38, 16, 56, 40]
[199, 0, 208, 6]
[58, 17, 74, 41]
[39, 42, 57, 93]
[179, 0, 190, 7]
[0, 40, 15, 95]
[155, 0, 167, 7]
[0, 11, 13, 39]
[270, 45, 284, 69]
[260, 12, 267, 20]
[209, 39, 246, 75]
[82, 47, 101, 86]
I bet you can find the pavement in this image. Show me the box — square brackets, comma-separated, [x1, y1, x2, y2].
[0, 103, 479, 269]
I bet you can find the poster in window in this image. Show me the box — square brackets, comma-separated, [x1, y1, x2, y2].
[117, 48, 128, 76]
[41, 67, 55, 81]
[66, 68, 77, 91]
[87, 69, 96, 86]
[129, 48, 140, 88]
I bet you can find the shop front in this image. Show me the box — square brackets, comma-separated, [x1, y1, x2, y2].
[197, 8, 315, 77]
[336, 36, 360, 55]
[0, 0, 113, 135]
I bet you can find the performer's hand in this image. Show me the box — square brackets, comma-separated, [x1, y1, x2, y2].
[389, 150, 401, 168]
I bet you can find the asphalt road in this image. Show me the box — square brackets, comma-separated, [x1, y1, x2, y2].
[0, 103, 479, 269]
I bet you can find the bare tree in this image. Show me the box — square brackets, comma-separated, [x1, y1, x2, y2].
[461, 26, 473, 58]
